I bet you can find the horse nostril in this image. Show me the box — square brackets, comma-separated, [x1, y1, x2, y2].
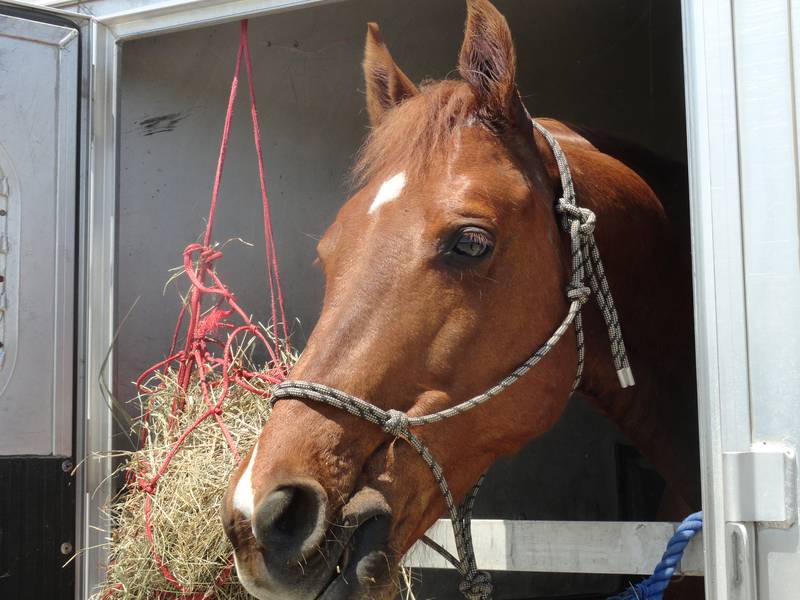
[252, 481, 327, 562]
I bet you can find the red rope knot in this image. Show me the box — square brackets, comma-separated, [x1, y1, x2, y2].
[185, 242, 224, 264]
[196, 307, 234, 339]
[183, 244, 228, 295]
[139, 480, 157, 495]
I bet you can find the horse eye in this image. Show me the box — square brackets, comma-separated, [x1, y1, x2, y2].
[451, 227, 494, 259]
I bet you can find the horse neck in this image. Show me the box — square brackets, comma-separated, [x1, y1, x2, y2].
[537, 126, 700, 507]
[578, 154, 694, 396]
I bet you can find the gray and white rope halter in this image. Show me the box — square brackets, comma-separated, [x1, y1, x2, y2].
[271, 120, 634, 600]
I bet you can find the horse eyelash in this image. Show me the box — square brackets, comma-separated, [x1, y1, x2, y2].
[461, 230, 491, 245]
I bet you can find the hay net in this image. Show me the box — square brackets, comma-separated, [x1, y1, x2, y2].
[95, 20, 294, 599]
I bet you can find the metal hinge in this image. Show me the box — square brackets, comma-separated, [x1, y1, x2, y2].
[723, 444, 797, 528]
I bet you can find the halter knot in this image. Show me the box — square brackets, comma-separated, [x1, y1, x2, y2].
[566, 284, 591, 304]
[556, 200, 596, 236]
[382, 409, 410, 437]
[459, 571, 493, 600]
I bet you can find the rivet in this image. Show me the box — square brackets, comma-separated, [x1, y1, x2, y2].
[60, 542, 73, 555]
[61, 459, 73, 473]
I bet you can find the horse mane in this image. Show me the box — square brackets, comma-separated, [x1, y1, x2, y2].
[352, 80, 481, 186]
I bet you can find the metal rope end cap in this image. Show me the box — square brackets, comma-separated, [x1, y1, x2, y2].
[617, 367, 635, 389]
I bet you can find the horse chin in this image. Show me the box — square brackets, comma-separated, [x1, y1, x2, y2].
[317, 497, 397, 600]
[315, 531, 397, 600]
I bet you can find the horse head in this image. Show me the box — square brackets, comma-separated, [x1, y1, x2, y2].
[220, 1, 686, 598]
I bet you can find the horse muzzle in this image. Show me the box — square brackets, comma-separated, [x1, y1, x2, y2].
[222, 481, 397, 600]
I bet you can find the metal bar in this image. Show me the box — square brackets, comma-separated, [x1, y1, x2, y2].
[0, 0, 91, 21]
[51, 13, 79, 457]
[72, 13, 93, 599]
[98, 0, 345, 41]
[77, 19, 119, 600]
[404, 519, 705, 576]
[682, 0, 751, 598]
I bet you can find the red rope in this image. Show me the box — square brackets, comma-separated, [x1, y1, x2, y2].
[242, 20, 290, 343]
[106, 21, 289, 599]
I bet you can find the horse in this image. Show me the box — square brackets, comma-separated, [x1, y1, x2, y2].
[221, 1, 700, 598]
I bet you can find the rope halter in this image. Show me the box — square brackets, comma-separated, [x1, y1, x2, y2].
[270, 120, 635, 600]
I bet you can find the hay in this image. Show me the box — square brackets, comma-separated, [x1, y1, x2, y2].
[93, 331, 294, 600]
[92, 341, 419, 600]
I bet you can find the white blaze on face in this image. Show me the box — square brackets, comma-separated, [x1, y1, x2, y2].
[368, 171, 406, 214]
[233, 440, 259, 520]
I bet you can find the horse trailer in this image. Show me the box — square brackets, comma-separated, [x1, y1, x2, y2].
[0, 0, 797, 599]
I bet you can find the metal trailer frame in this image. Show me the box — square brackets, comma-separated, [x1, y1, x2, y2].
[0, 11, 78, 458]
[3, 0, 798, 598]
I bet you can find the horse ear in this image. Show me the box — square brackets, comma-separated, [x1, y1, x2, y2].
[363, 22, 419, 126]
[458, 0, 529, 129]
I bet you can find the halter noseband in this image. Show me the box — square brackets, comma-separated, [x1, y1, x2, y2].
[270, 120, 634, 600]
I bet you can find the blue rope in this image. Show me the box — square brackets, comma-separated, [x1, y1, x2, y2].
[607, 512, 703, 600]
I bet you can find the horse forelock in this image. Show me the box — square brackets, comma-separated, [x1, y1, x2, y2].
[352, 80, 481, 187]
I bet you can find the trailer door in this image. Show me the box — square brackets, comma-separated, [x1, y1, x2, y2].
[0, 6, 82, 599]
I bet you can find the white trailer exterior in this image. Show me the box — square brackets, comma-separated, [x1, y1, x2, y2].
[1, 0, 798, 598]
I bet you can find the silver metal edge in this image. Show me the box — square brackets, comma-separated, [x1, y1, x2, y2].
[0, 0, 91, 21]
[98, 0, 345, 41]
[75, 19, 119, 600]
[682, 0, 753, 598]
[52, 16, 79, 457]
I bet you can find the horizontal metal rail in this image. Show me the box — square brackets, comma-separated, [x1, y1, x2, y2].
[404, 519, 704, 576]
[97, 0, 344, 40]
